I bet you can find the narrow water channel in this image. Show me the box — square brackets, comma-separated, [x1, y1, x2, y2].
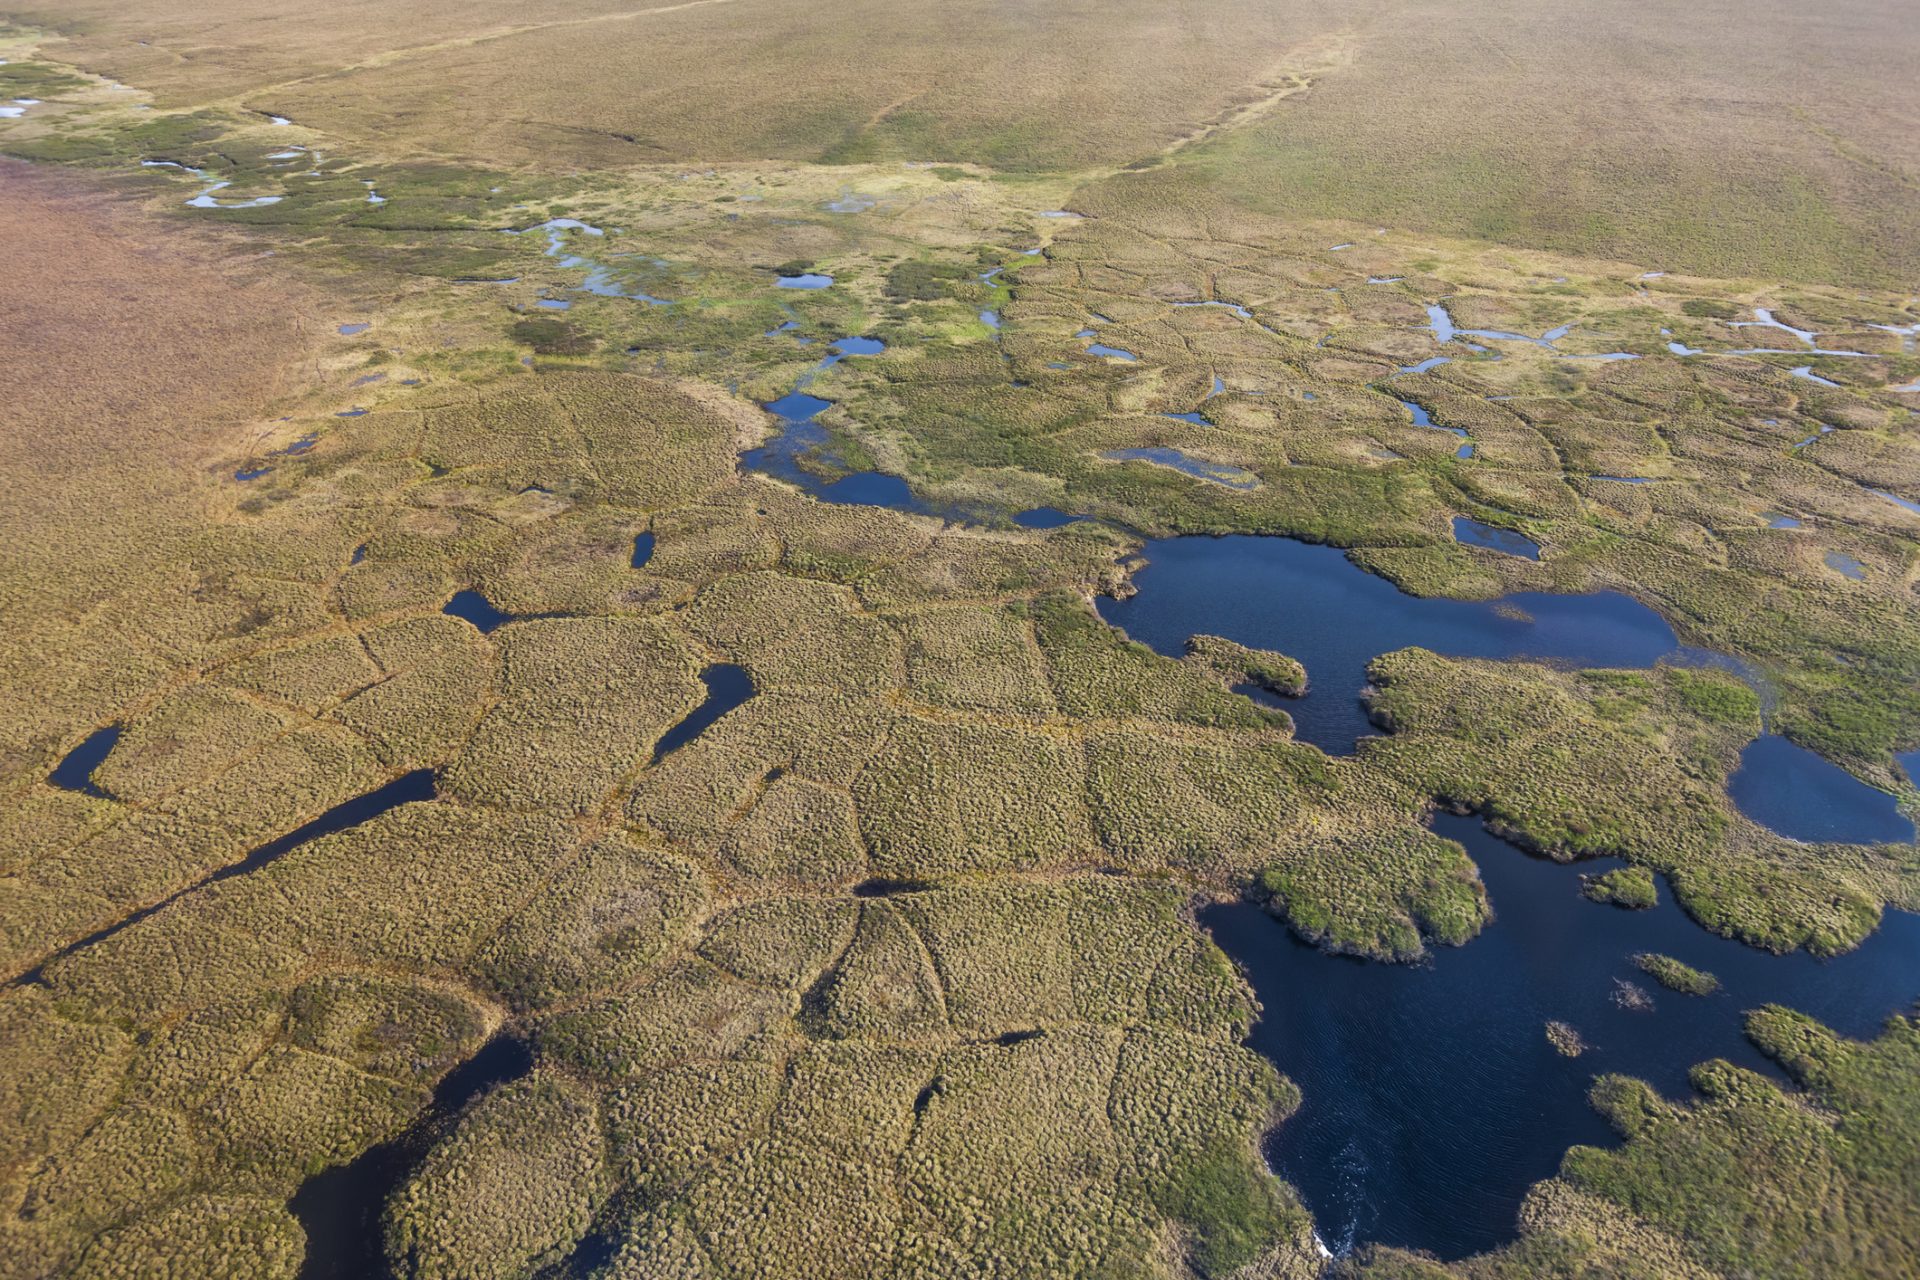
[291, 1035, 535, 1279]
[15, 770, 437, 986]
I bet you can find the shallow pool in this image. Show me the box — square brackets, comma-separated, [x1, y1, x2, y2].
[1102, 447, 1259, 490]
[1452, 516, 1540, 560]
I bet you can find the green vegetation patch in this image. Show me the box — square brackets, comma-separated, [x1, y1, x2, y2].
[1583, 866, 1659, 910]
[1633, 952, 1721, 996]
[885, 259, 973, 301]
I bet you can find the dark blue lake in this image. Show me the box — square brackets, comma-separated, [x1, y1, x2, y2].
[1207, 812, 1920, 1261]
[1098, 536, 1691, 754]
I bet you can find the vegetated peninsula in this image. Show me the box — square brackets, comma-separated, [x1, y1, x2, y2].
[1, 3, 1918, 1278]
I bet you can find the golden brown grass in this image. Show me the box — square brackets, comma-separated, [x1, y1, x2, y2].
[0, 159, 324, 781]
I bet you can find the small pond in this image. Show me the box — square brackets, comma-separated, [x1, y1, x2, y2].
[1451, 516, 1540, 560]
[653, 664, 755, 762]
[48, 725, 122, 798]
[1824, 550, 1866, 580]
[442, 590, 513, 634]
[1728, 736, 1914, 844]
[1012, 507, 1088, 530]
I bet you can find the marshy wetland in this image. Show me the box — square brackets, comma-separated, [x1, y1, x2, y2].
[3, 8, 1920, 1280]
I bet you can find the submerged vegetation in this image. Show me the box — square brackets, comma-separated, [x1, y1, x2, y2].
[0, 7, 1917, 1279]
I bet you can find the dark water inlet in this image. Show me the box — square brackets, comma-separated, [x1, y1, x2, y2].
[1012, 507, 1088, 529]
[652, 664, 755, 763]
[1207, 812, 1920, 1261]
[49, 725, 122, 798]
[814, 472, 920, 507]
[737, 367, 1093, 527]
[291, 1034, 535, 1280]
[742, 338, 941, 515]
[13, 770, 436, 986]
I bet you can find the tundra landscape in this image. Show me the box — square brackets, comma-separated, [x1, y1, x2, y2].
[1, 2, 1918, 1277]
